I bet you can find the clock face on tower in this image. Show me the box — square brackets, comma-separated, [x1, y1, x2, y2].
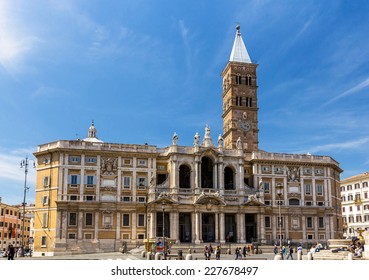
[238, 119, 251, 132]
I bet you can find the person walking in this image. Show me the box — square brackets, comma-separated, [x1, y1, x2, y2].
[7, 245, 15, 260]
[215, 245, 221, 260]
[287, 246, 294, 260]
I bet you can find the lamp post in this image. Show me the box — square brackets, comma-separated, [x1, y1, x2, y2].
[20, 156, 35, 257]
[162, 202, 166, 260]
[276, 183, 283, 251]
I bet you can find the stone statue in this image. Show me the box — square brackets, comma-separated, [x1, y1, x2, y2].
[205, 125, 211, 138]
[217, 134, 224, 147]
[236, 137, 242, 150]
[194, 132, 200, 146]
[150, 174, 156, 187]
[172, 132, 178, 145]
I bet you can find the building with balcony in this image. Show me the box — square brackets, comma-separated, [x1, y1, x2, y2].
[340, 172, 369, 238]
[32, 25, 343, 256]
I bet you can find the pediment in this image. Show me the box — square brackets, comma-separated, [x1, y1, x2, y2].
[242, 194, 265, 206]
[148, 191, 178, 205]
[194, 191, 226, 206]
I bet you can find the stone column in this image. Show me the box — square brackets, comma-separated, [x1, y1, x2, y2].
[132, 211, 137, 242]
[96, 156, 101, 201]
[94, 212, 99, 241]
[58, 153, 64, 200]
[56, 211, 62, 239]
[117, 157, 122, 201]
[214, 162, 218, 190]
[218, 159, 224, 194]
[61, 211, 67, 240]
[191, 212, 196, 243]
[116, 212, 121, 240]
[195, 211, 201, 244]
[132, 158, 137, 202]
[63, 163, 69, 200]
[302, 216, 306, 244]
[314, 216, 318, 240]
[219, 212, 225, 243]
[78, 211, 83, 240]
[300, 178, 305, 206]
[215, 212, 219, 242]
[285, 213, 289, 241]
[194, 157, 200, 192]
[312, 175, 316, 206]
[272, 215, 277, 241]
[80, 155, 85, 201]
[150, 211, 156, 239]
[259, 214, 266, 244]
[239, 213, 245, 243]
[324, 179, 329, 206]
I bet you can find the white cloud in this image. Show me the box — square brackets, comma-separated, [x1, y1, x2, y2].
[0, 1, 41, 75]
[0, 148, 36, 184]
[294, 137, 369, 154]
[322, 76, 369, 107]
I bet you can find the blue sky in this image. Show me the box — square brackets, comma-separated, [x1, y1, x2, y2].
[1, 0, 369, 205]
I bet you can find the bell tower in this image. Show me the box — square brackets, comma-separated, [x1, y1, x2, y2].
[221, 25, 259, 152]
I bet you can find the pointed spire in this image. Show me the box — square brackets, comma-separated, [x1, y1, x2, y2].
[229, 24, 252, 63]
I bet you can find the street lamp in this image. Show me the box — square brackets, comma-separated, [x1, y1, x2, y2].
[20, 156, 35, 257]
[162, 202, 166, 260]
[276, 183, 283, 250]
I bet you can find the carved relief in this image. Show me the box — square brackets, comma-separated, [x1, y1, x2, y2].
[287, 166, 300, 182]
[101, 157, 117, 175]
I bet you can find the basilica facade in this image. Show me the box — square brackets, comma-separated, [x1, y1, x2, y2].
[32, 26, 343, 256]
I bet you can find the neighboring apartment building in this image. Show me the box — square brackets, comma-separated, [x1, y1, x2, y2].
[0, 199, 31, 251]
[341, 172, 369, 238]
[32, 25, 343, 256]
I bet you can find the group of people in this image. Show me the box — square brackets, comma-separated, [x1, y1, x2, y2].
[3, 244, 16, 260]
[273, 243, 298, 260]
[348, 240, 364, 257]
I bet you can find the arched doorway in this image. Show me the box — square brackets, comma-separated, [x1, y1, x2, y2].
[224, 167, 234, 190]
[201, 157, 213, 188]
[179, 165, 191, 188]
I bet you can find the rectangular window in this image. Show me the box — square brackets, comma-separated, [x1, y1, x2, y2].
[42, 196, 49, 205]
[85, 213, 93, 226]
[70, 195, 78, 201]
[342, 207, 345, 212]
[68, 233, 76, 239]
[123, 214, 130, 227]
[316, 184, 323, 195]
[265, 216, 271, 228]
[138, 159, 146, 166]
[349, 206, 353, 212]
[137, 234, 145, 240]
[138, 214, 145, 227]
[264, 182, 270, 193]
[305, 184, 311, 195]
[355, 183, 360, 189]
[42, 213, 48, 228]
[123, 177, 131, 189]
[69, 175, 80, 186]
[122, 197, 131, 202]
[43, 176, 50, 187]
[356, 215, 362, 222]
[86, 175, 95, 186]
[41, 236, 47, 247]
[137, 197, 146, 203]
[85, 157, 97, 163]
[307, 234, 313, 240]
[69, 156, 81, 163]
[123, 159, 131, 165]
[319, 217, 324, 228]
[363, 182, 368, 188]
[68, 213, 77, 226]
[84, 233, 93, 239]
[307, 217, 313, 228]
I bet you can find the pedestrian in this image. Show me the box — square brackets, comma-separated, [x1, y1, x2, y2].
[7, 245, 15, 260]
[235, 247, 240, 260]
[242, 246, 247, 258]
[215, 245, 221, 260]
[204, 246, 211, 260]
[273, 244, 277, 254]
[287, 246, 294, 260]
